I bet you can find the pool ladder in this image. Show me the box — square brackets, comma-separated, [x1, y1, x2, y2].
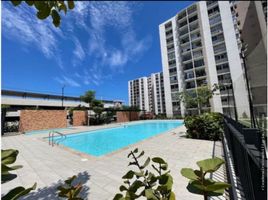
[48, 131, 66, 147]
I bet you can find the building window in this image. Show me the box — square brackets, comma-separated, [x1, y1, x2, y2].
[188, 15, 198, 23]
[184, 62, 193, 70]
[194, 59, 204, 68]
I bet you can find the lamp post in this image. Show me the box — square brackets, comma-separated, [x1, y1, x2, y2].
[240, 45, 256, 128]
[61, 85, 65, 108]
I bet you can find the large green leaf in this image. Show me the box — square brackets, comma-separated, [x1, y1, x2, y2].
[36, 5, 50, 20]
[113, 193, 124, 200]
[51, 10, 61, 27]
[25, 1, 34, 6]
[186, 181, 204, 195]
[180, 168, 199, 181]
[169, 191, 176, 200]
[129, 180, 144, 193]
[68, 1, 75, 9]
[206, 181, 231, 192]
[2, 183, 36, 200]
[122, 170, 135, 179]
[2, 149, 19, 165]
[152, 157, 166, 164]
[196, 157, 224, 173]
[145, 189, 158, 200]
[10, 0, 22, 6]
[141, 157, 150, 169]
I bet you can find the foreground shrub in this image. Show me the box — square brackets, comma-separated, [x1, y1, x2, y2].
[57, 175, 83, 200]
[2, 149, 36, 200]
[184, 112, 223, 141]
[114, 148, 175, 200]
[181, 157, 230, 200]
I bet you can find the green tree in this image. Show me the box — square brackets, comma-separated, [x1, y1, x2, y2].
[92, 100, 104, 124]
[177, 85, 218, 114]
[11, 1, 75, 27]
[80, 91, 96, 109]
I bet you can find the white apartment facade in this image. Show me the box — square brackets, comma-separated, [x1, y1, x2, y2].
[128, 77, 149, 111]
[128, 72, 166, 115]
[159, 1, 251, 118]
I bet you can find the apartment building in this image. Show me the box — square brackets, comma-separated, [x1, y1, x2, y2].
[232, 1, 267, 120]
[128, 77, 149, 111]
[128, 72, 166, 115]
[159, 1, 251, 117]
[151, 72, 166, 115]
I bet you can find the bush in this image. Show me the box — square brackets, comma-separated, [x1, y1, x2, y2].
[184, 112, 223, 141]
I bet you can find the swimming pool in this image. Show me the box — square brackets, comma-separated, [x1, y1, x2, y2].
[25, 127, 74, 135]
[54, 120, 183, 156]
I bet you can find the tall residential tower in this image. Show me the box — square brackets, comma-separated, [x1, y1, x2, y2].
[128, 72, 166, 115]
[159, 1, 250, 117]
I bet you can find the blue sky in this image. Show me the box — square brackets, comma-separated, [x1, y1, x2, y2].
[2, 1, 194, 104]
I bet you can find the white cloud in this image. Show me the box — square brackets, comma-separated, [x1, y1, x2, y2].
[54, 76, 81, 87]
[72, 37, 86, 66]
[2, 3, 64, 68]
[86, 1, 152, 72]
[2, 1, 151, 87]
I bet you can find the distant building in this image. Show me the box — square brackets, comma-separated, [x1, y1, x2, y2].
[128, 72, 166, 115]
[159, 1, 251, 117]
[1, 89, 123, 117]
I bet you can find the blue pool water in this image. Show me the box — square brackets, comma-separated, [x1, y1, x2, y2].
[25, 128, 74, 135]
[54, 120, 183, 156]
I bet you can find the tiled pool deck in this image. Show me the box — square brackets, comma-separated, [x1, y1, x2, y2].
[2, 121, 222, 200]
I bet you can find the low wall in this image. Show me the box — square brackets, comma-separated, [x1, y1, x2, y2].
[73, 111, 88, 126]
[116, 111, 139, 123]
[19, 110, 67, 132]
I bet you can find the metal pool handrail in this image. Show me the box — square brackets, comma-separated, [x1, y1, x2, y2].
[48, 131, 66, 147]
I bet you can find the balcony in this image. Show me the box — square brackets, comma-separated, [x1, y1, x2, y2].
[192, 40, 202, 50]
[215, 57, 228, 65]
[179, 20, 188, 29]
[181, 46, 191, 54]
[214, 44, 226, 54]
[217, 67, 230, 75]
[182, 54, 192, 62]
[184, 72, 195, 80]
[196, 78, 207, 87]
[169, 69, 177, 76]
[206, 1, 218, 8]
[189, 21, 199, 32]
[186, 81, 196, 89]
[187, 5, 197, 16]
[195, 69, 206, 78]
[212, 38, 224, 46]
[184, 62, 193, 71]
[177, 11, 187, 21]
[209, 15, 221, 26]
[166, 33, 173, 39]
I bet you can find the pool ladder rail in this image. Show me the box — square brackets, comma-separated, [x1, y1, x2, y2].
[48, 131, 67, 147]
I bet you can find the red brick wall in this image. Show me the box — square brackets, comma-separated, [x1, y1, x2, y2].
[116, 111, 139, 122]
[73, 111, 88, 126]
[19, 110, 67, 132]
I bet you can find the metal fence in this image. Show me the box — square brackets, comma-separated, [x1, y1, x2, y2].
[223, 115, 267, 200]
